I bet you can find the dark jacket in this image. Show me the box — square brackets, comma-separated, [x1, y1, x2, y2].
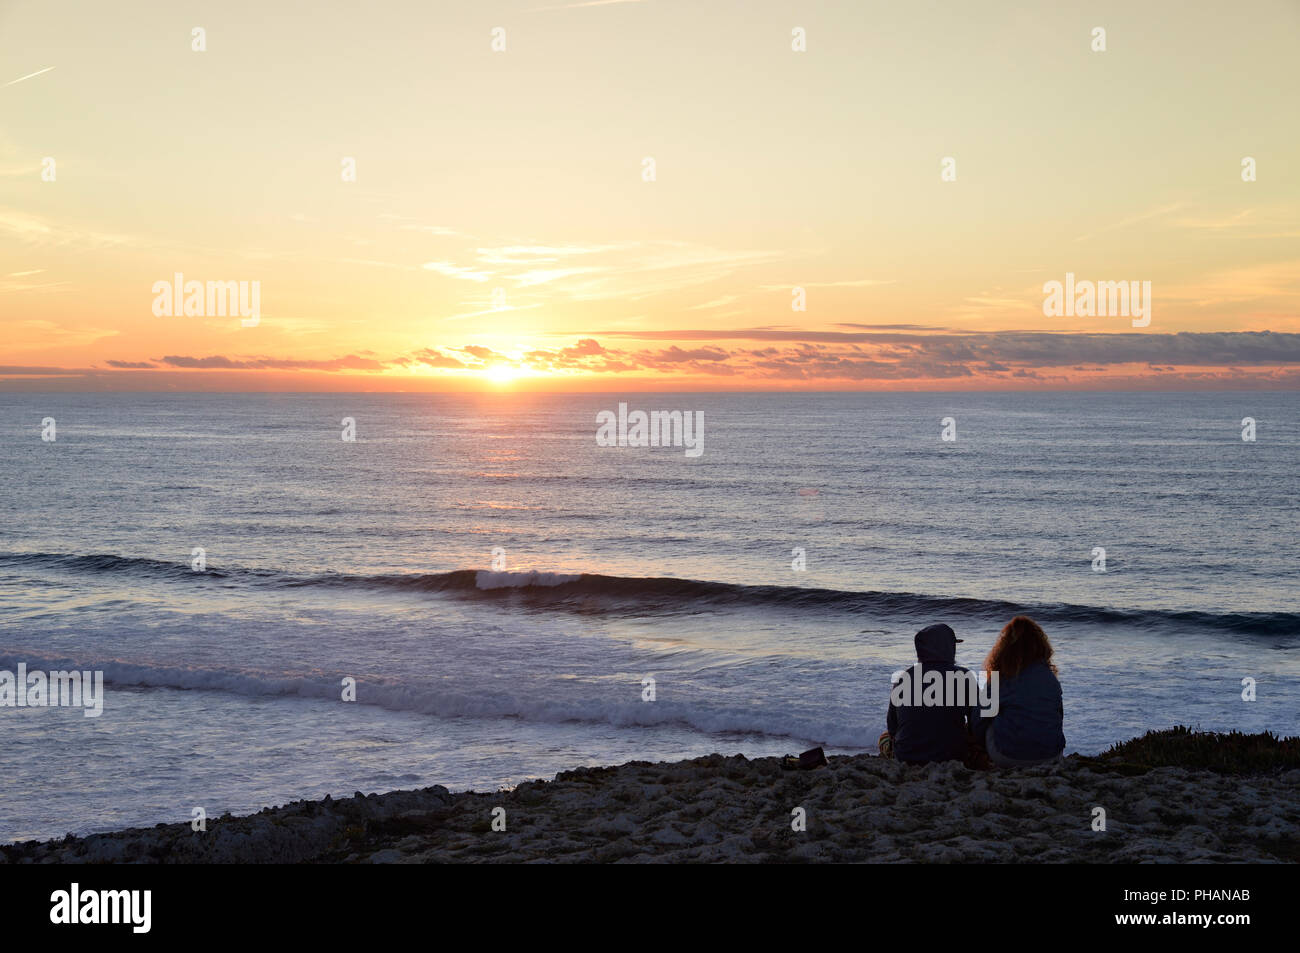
[886, 624, 977, 764]
[980, 660, 1065, 760]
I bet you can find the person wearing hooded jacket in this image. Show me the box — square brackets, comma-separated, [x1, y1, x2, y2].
[882, 623, 980, 764]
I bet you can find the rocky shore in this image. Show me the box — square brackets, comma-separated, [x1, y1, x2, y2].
[5, 735, 1298, 863]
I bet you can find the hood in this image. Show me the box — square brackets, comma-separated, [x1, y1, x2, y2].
[914, 623, 961, 663]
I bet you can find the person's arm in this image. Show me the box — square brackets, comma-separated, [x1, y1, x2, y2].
[1055, 672, 1066, 750]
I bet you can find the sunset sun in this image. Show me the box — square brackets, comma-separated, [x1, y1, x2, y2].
[485, 364, 521, 385]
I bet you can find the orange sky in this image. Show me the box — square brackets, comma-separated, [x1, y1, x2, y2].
[3, 0, 1298, 391]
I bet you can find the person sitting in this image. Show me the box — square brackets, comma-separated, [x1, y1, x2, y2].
[978, 615, 1065, 767]
[881, 623, 979, 764]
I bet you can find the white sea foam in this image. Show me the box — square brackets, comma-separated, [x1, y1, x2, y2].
[474, 570, 582, 589]
[0, 652, 875, 748]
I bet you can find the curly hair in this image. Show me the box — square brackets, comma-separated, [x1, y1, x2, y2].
[984, 615, 1058, 680]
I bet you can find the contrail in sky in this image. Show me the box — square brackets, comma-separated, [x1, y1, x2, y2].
[5, 67, 55, 87]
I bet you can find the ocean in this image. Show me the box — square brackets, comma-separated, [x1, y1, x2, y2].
[1, 390, 1296, 842]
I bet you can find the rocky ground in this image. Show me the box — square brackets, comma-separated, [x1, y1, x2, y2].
[4, 751, 1298, 863]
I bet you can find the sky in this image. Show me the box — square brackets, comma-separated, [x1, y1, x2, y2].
[2, 0, 1298, 391]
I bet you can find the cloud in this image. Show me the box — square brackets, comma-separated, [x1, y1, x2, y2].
[402, 225, 462, 237]
[511, 266, 603, 287]
[334, 257, 420, 271]
[588, 327, 953, 344]
[1073, 202, 1185, 242]
[532, 330, 1300, 382]
[476, 244, 620, 265]
[158, 354, 385, 371]
[158, 356, 251, 369]
[759, 279, 895, 290]
[837, 323, 956, 332]
[35, 330, 1300, 389]
[1173, 209, 1300, 240]
[422, 260, 493, 282]
[419, 239, 780, 300]
[5, 320, 117, 350]
[644, 345, 730, 364]
[407, 348, 466, 369]
[524, 338, 612, 370]
[0, 365, 78, 376]
[688, 294, 739, 311]
[0, 208, 131, 248]
[1160, 260, 1300, 309]
[439, 302, 543, 322]
[0, 272, 68, 294]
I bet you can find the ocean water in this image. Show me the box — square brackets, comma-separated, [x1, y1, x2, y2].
[1, 391, 1297, 842]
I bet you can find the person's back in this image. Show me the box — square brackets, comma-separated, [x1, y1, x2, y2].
[989, 659, 1064, 762]
[980, 616, 1065, 766]
[885, 624, 976, 764]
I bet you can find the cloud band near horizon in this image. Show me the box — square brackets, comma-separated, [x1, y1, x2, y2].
[3, 330, 1299, 390]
